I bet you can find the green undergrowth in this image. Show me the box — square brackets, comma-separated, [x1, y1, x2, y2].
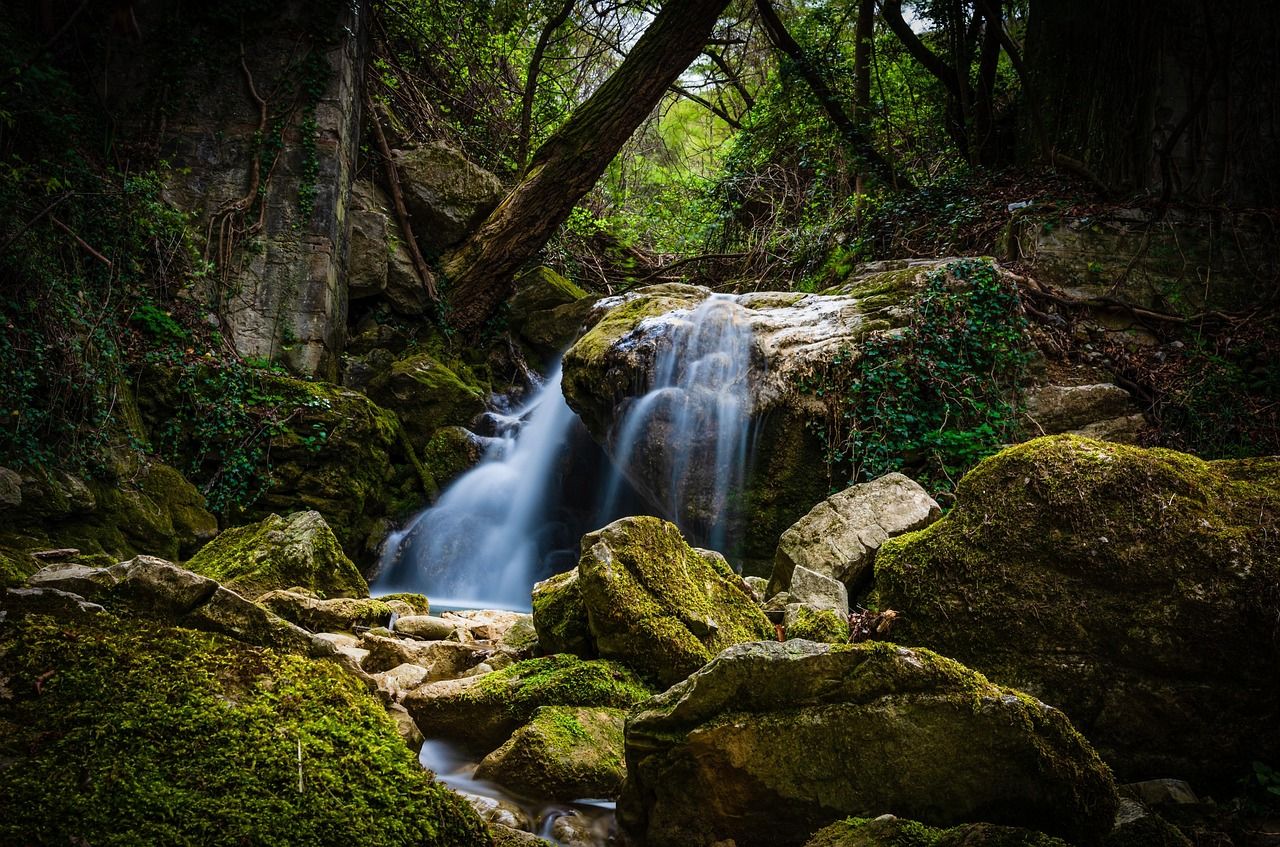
[801, 258, 1032, 494]
[0, 614, 488, 847]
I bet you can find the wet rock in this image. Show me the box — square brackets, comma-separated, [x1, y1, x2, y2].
[183, 586, 318, 653]
[392, 143, 503, 250]
[489, 823, 555, 846]
[769, 472, 939, 597]
[403, 654, 649, 753]
[475, 706, 626, 800]
[359, 632, 485, 678]
[443, 609, 527, 642]
[185, 511, 367, 600]
[575, 517, 774, 687]
[1120, 779, 1199, 808]
[385, 702, 425, 750]
[547, 810, 600, 847]
[421, 426, 488, 491]
[366, 351, 487, 451]
[619, 640, 1117, 847]
[109, 555, 217, 615]
[258, 589, 393, 632]
[372, 662, 432, 700]
[875, 435, 1280, 787]
[458, 792, 533, 832]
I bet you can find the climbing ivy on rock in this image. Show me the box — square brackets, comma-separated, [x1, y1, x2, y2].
[805, 258, 1032, 494]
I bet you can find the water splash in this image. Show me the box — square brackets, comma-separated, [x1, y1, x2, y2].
[598, 294, 755, 553]
[373, 367, 579, 611]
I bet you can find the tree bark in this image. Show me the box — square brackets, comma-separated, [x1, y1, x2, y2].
[442, 0, 734, 335]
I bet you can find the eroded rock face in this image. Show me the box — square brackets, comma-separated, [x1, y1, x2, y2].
[769, 472, 940, 597]
[186, 511, 366, 600]
[392, 143, 503, 250]
[573, 516, 773, 687]
[874, 435, 1280, 788]
[619, 640, 1117, 847]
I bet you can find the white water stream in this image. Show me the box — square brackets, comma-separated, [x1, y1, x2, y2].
[372, 366, 580, 611]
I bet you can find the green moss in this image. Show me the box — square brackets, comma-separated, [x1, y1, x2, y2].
[419, 426, 484, 493]
[376, 592, 432, 615]
[874, 434, 1280, 787]
[0, 613, 489, 847]
[185, 511, 367, 599]
[475, 705, 626, 800]
[562, 286, 706, 375]
[531, 568, 593, 656]
[577, 516, 775, 687]
[468, 654, 652, 723]
[786, 606, 850, 643]
[0, 544, 39, 587]
[1104, 816, 1192, 847]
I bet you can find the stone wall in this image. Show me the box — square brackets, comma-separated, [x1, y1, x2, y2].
[105, 0, 368, 380]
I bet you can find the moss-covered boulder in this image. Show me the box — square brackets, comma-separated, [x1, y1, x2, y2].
[258, 589, 395, 632]
[874, 435, 1280, 788]
[784, 604, 849, 643]
[805, 816, 1071, 847]
[575, 516, 774, 687]
[0, 613, 489, 847]
[508, 266, 592, 358]
[403, 654, 650, 753]
[474, 705, 626, 800]
[366, 350, 487, 452]
[619, 640, 1117, 847]
[138, 366, 415, 568]
[531, 567, 592, 656]
[0, 455, 217, 568]
[186, 511, 367, 599]
[391, 142, 503, 250]
[420, 425, 487, 492]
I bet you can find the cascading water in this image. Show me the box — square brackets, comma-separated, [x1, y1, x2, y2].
[373, 366, 580, 611]
[597, 294, 755, 554]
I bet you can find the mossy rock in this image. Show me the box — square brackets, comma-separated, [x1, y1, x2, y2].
[475, 705, 626, 800]
[257, 589, 395, 632]
[874, 435, 1280, 788]
[576, 516, 774, 687]
[0, 545, 40, 588]
[619, 639, 1117, 847]
[139, 366, 411, 569]
[785, 605, 849, 644]
[419, 425, 487, 492]
[0, 454, 217, 566]
[805, 816, 1072, 847]
[0, 613, 489, 847]
[531, 568, 592, 657]
[402, 654, 651, 754]
[508, 266, 589, 319]
[185, 511, 367, 599]
[366, 351, 487, 451]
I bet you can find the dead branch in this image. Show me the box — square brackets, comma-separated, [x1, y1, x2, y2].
[366, 95, 438, 302]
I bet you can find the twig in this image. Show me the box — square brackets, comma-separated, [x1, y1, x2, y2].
[366, 95, 438, 302]
[50, 216, 112, 268]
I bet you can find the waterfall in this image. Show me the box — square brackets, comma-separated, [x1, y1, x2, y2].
[598, 294, 755, 554]
[373, 366, 580, 612]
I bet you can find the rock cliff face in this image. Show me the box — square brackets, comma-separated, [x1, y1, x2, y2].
[106, 0, 369, 379]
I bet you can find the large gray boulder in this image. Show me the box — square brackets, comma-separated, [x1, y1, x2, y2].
[769, 472, 940, 597]
[392, 143, 503, 250]
[619, 640, 1117, 847]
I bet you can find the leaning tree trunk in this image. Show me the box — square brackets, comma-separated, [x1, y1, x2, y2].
[442, 0, 734, 335]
